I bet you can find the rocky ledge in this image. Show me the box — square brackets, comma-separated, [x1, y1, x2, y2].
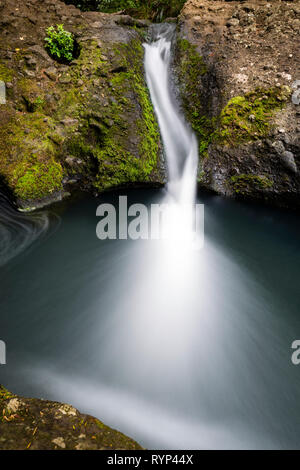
[174, 0, 300, 208]
[0, 0, 164, 210]
[1, 0, 299, 211]
[0, 385, 142, 450]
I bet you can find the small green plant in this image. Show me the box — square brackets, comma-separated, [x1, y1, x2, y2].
[45, 24, 75, 63]
[33, 96, 45, 111]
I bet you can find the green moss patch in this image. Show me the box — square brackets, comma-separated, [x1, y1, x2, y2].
[93, 38, 160, 191]
[229, 174, 273, 194]
[13, 161, 63, 200]
[177, 38, 208, 78]
[0, 32, 162, 205]
[95, 142, 143, 190]
[218, 86, 291, 145]
[60, 37, 161, 193]
[176, 37, 214, 157]
[0, 63, 14, 82]
[0, 112, 64, 201]
[176, 35, 291, 158]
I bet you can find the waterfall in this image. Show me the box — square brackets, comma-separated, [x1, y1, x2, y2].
[144, 24, 198, 206]
[4, 23, 300, 451]
[75, 25, 208, 424]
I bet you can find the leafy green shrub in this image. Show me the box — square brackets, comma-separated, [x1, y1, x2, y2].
[45, 24, 75, 63]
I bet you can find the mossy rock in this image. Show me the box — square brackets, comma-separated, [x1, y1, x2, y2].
[229, 174, 273, 195]
[0, 110, 64, 203]
[218, 86, 291, 145]
[0, 385, 142, 450]
[175, 37, 213, 157]
[13, 160, 63, 200]
[0, 30, 163, 208]
[87, 38, 162, 192]
[0, 63, 14, 82]
[175, 36, 291, 156]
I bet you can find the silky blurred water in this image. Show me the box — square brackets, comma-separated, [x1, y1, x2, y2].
[1, 22, 300, 450]
[0, 188, 300, 449]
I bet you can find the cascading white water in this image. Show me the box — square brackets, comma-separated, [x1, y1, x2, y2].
[144, 24, 199, 246]
[144, 24, 198, 206]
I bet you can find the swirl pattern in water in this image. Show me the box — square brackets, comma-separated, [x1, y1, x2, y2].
[0, 191, 58, 267]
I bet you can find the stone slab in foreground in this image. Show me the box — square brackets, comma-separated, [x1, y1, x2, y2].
[0, 385, 142, 450]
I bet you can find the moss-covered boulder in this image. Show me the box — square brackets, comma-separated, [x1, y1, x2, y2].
[174, 0, 300, 208]
[0, 0, 164, 210]
[0, 385, 142, 450]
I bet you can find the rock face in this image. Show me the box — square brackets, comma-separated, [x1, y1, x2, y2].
[0, 0, 164, 210]
[0, 385, 142, 450]
[174, 0, 300, 208]
[1, 0, 299, 210]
